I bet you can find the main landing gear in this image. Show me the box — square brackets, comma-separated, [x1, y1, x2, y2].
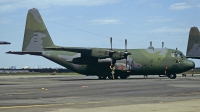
[119, 75, 128, 79]
[167, 73, 177, 79]
[98, 76, 107, 80]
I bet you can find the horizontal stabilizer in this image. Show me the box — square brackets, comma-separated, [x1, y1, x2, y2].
[186, 56, 200, 59]
[0, 41, 11, 44]
[6, 51, 42, 55]
[44, 47, 92, 53]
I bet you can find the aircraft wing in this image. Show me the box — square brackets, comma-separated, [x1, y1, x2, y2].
[6, 51, 42, 55]
[44, 47, 92, 54]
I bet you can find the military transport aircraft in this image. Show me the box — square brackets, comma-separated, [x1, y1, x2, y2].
[0, 41, 10, 45]
[7, 8, 195, 79]
[186, 26, 200, 59]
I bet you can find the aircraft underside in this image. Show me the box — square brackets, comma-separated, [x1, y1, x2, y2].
[42, 54, 178, 80]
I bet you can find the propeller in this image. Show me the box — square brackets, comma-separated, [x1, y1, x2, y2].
[109, 37, 131, 67]
[124, 39, 131, 67]
[125, 39, 127, 52]
[108, 37, 131, 79]
[109, 37, 115, 55]
[110, 37, 112, 50]
[109, 37, 115, 66]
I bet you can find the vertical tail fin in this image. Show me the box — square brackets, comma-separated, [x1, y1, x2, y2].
[22, 8, 55, 51]
[186, 26, 200, 59]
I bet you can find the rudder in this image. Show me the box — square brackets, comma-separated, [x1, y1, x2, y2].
[22, 8, 55, 51]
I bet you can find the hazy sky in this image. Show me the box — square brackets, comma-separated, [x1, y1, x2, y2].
[1, 0, 200, 68]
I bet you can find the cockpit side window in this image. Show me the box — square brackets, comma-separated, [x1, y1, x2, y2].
[180, 53, 185, 57]
[171, 52, 176, 57]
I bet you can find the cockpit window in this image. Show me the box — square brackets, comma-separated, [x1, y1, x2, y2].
[171, 52, 185, 57]
[171, 52, 177, 57]
[180, 53, 185, 57]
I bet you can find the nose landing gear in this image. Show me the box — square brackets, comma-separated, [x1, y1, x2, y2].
[98, 76, 107, 80]
[119, 75, 128, 79]
[167, 73, 177, 79]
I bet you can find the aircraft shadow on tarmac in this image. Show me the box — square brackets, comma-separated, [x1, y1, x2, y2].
[53, 75, 200, 81]
[0, 83, 18, 85]
[56, 77, 166, 81]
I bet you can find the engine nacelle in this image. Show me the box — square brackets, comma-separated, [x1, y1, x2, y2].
[91, 48, 110, 59]
[90, 48, 127, 60]
[98, 58, 112, 63]
[110, 51, 125, 60]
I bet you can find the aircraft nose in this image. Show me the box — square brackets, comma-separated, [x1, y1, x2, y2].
[184, 60, 195, 70]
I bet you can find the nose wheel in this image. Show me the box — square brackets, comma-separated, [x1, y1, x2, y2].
[98, 76, 107, 80]
[119, 75, 128, 79]
[167, 74, 176, 79]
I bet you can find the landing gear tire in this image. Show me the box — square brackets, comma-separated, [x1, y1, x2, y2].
[98, 76, 107, 80]
[108, 75, 113, 80]
[120, 75, 128, 79]
[168, 74, 176, 79]
[114, 75, 119, 79]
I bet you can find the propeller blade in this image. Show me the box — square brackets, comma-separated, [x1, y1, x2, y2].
[110, 37, 112, 50]
[125, 39, 127, 52]
[126, 58, 127, 67]
[125, 39, 128, 67]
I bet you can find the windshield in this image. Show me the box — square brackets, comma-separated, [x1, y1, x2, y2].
[171, 52, 185, 58]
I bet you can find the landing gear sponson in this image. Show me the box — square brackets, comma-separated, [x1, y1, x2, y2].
[99, 74, 177, 80]
[98, 74, 129, 80]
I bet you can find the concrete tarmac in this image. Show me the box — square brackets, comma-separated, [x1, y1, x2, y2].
[0, 74, 200, 112]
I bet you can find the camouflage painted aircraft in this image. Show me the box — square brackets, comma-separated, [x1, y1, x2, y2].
[186, 26, 200, 59]
[7, 8, 195, 79]
[0, 41, 10, 45]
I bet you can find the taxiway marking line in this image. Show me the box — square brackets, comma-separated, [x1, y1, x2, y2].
[0, 103, 74, 109]
[5, 91, 51, 95]
[6, 92, 35, 95]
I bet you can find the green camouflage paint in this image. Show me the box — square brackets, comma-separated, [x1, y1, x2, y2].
[7, 8, 195, 79]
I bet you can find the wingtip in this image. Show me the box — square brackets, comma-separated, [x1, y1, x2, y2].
[6, 51, 12, 54]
